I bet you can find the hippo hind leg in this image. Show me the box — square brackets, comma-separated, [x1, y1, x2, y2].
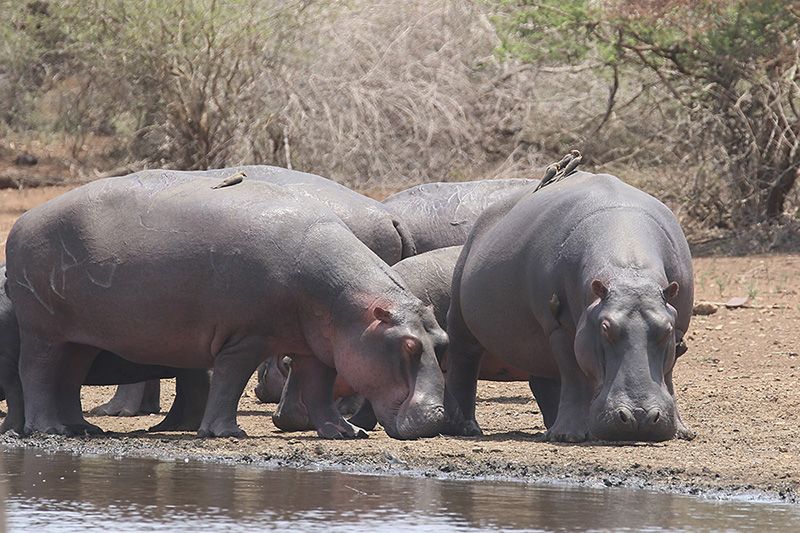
[20, 339, 103, 436]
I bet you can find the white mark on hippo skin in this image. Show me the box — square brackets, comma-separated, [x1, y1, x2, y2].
[447, 188, 478, 226]
[51, 236, 86, 299]
[85, 263, 117, 288]
[17, 267, 54, 315]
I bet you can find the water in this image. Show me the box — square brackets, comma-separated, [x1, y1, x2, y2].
[1, 446, 799, 532]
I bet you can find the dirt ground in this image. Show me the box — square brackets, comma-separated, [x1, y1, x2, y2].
[2, 186, 800, 502]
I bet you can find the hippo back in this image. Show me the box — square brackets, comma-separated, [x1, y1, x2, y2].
[382, 178, 537, 253]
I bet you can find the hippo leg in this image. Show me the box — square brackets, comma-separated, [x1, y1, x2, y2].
[19, 340, 103, 436]
[91, 381, 161, 417]
[528, 376, 560, 430]
[345, 398, 377, 430]
[197, 341, 266, 438]
[291, 355, 367, 439]
[272, 358, 314, 431]
[0, 358, 24, 434]
[149, 369, 210, 432]
[543, 330, 593, 442]
[442, 302, 484, 436]
[666, 369, 695, 440]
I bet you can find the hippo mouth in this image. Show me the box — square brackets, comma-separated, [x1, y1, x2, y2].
[590, 401, 677, 442]
[378, 397, 447, 440]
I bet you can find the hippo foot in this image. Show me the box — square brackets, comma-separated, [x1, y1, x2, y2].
[675, 425, 696, 441]
[197, 426, 247, 438]
[148, 419, 200, 432]
[317, 421, 368, 439]
[31, 422, 104, 437]
[542, 427, 591, 443]
[442, 419, 482, 437]
[91, 405, 138, 417]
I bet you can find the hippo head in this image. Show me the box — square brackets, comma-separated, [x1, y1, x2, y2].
[574, 276, 681, 441]
[337, 300, 448, 440]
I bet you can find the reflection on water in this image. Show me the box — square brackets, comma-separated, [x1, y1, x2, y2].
[1, 445, 799, 532]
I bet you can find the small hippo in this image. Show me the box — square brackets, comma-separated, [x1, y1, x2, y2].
[382, 178, 537, 253]
[0, 265, 209, 434]
[270, 246, 529, 433]
[5, 173, 447, 439]
[445, 172, 694, 442]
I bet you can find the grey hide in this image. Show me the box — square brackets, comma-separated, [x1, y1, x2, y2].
[445, 172, 694, 442]
[5, 173, 447, 439]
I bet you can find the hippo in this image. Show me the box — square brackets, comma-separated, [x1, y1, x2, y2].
[382, 178, 537, 253]
[197, 165, 416, 265]
[270, 246, 529, 433]
[101, 165, 417, 418]
[5, 173, 447, 439]
[0, 265, 209, 434]
[445, 172, 694, 442]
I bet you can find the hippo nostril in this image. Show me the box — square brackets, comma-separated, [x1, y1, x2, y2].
[616, 407, 635, 428]
[645, 408, 663, 427]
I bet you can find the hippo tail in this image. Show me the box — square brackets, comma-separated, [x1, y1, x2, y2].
[392, 217, 417, 259]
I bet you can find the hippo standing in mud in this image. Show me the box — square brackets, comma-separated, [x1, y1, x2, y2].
[382, 178, 537, 253]
[5, 173, 447, 439]
[445, 172, 694, 442]
[97, 165, 417, 418]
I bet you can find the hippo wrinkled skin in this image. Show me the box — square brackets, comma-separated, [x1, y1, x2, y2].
[5, 173, 447, 439]
[0, 265, 209, 434]
[445, 172, 694, 442]
[382, 178, 537, 253]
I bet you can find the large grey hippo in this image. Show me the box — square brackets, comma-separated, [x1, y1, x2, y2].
[445, 172, 694, 442]
[98, 164, 417, 419]
[381, 178, 537, 253]
[5, 173, 447, 439]
[0, 265, 209, 434]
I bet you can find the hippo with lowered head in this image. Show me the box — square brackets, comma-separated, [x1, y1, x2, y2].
[382, 178, 537, 253]
[269, 246, 530, 433]
[445, 172, 694, 442]
[5, 173, 447, 439]
[99, 164, 417, 420]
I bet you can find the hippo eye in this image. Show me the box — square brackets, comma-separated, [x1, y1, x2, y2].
[401, 337, 423, 364]
[658, 323, 674, 344]
[600, 320, 611, 340]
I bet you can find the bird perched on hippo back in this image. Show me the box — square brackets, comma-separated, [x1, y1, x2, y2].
[445, 171, 694, 442]
[210, 171, 246, 189]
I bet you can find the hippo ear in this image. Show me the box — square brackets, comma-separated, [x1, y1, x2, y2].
[663, 282, 679, 301]
[591, 279, 608, 301]
[374, 306, 393, 324]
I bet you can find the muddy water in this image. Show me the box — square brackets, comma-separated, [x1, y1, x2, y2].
[1, 446, 799, 532]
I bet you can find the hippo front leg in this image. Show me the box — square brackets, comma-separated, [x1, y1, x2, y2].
[544, 329, 594, 442]
[290, 355, 367, 439]
[198, 340, 265, 438]
[665, 369, 695, 441]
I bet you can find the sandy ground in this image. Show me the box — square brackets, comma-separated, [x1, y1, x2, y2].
[1, 186, 800, 502]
